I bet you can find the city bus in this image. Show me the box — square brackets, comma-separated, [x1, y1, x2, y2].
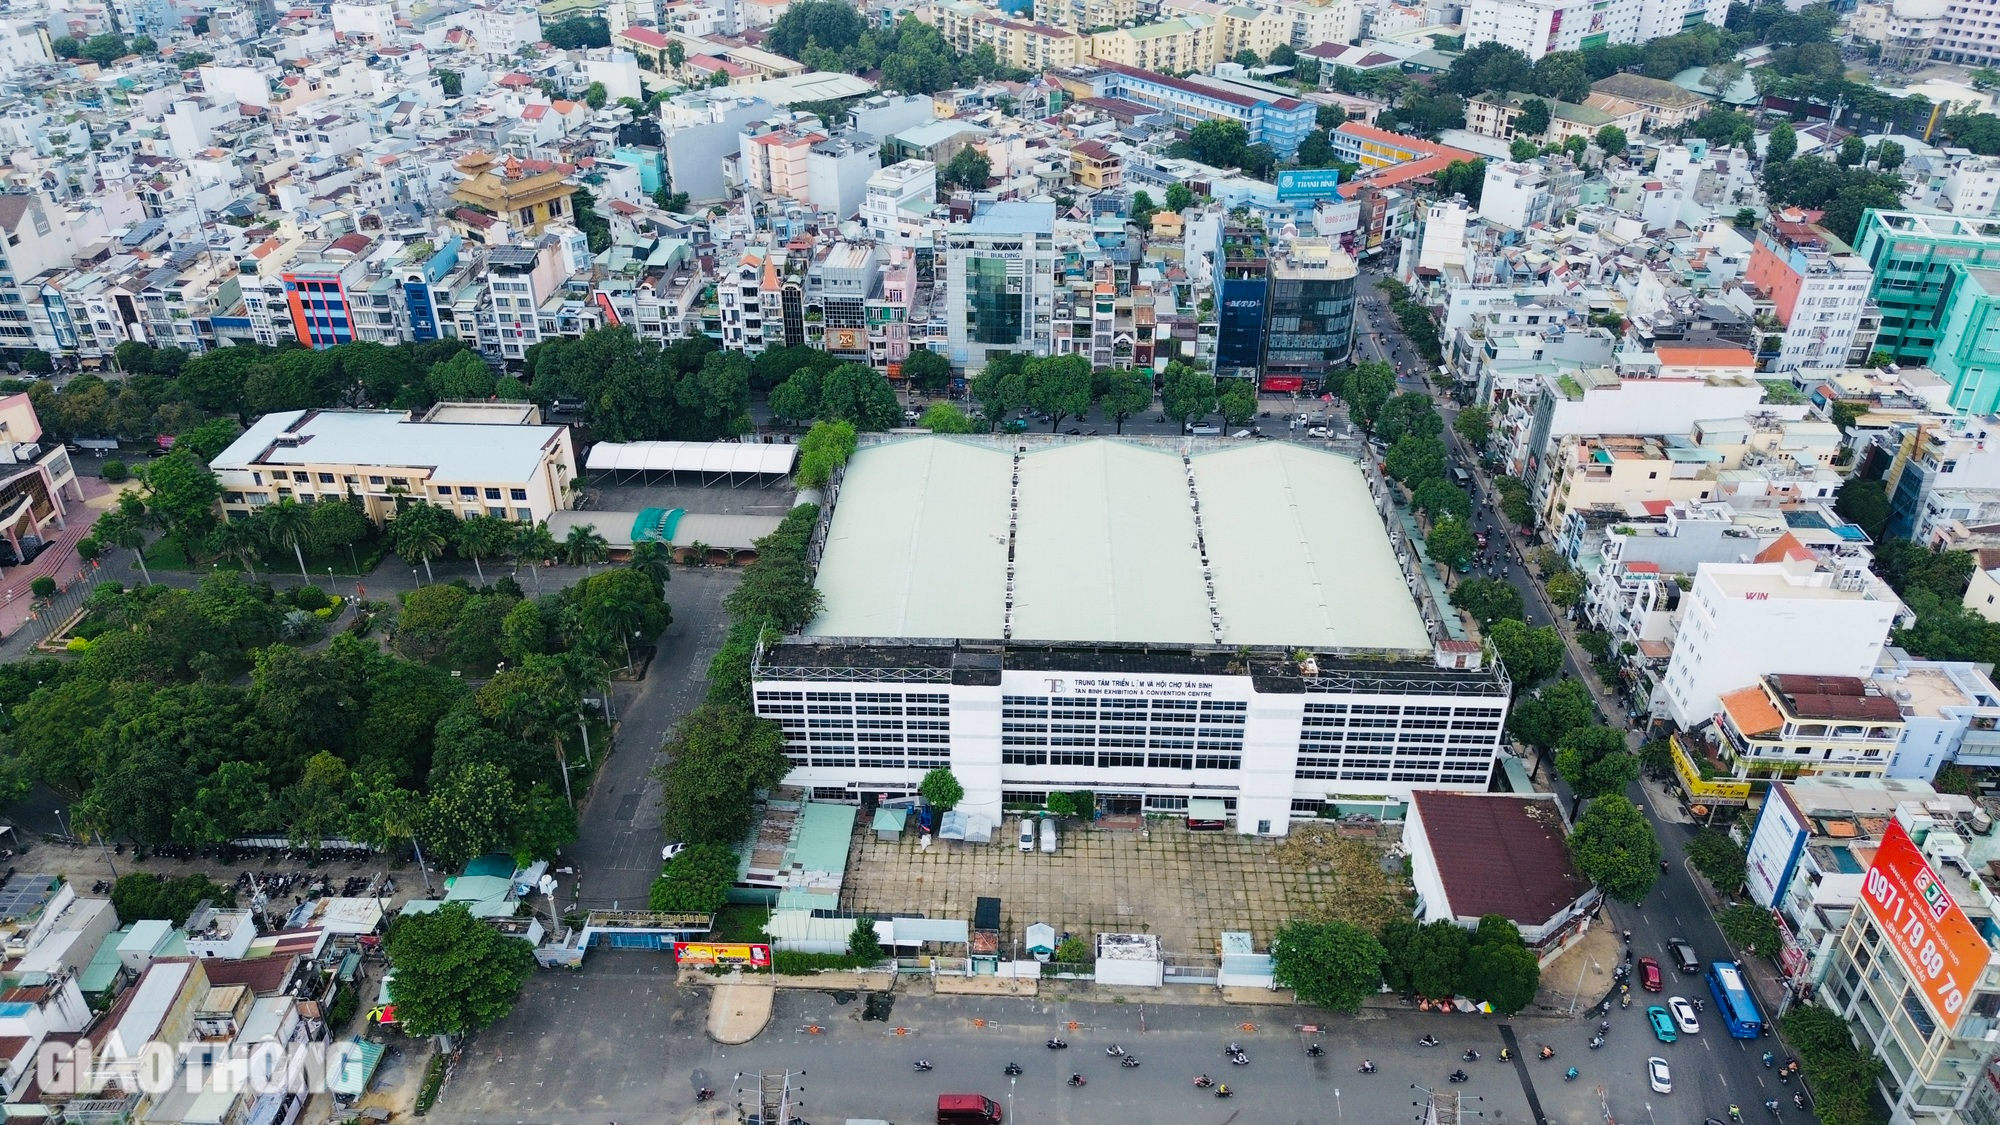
[1706, 960, 1765, 1039]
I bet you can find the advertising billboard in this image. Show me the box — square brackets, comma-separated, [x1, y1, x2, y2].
[1215, 277, 1269, 372]
[1745, 783, 1807, 909]
[1276, 168, 1343, 202]
[1861, 819, 1989, 1026]
[673, 942, 773, 967]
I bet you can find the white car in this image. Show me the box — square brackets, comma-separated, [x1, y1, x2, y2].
[1648, 1056, 1672, 1094]
[1668, 996, 1700, 1034]
[1019, 817, 1037, 851]
[661, 842, 687, 862]
[1307, 427, 1330, 438]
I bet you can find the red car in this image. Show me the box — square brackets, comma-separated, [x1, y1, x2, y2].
[1639, 956, 1663, 992]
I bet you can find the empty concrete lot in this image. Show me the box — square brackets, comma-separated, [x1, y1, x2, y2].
[840, 819, 1407, 956]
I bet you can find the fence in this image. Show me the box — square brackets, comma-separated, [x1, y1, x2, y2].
[19, 566, 95, 644]
[1163, 954, 1221, 986]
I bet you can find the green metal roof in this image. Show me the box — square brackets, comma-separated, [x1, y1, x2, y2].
[791, 803, 858, 878]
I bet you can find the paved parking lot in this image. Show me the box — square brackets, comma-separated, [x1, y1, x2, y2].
[840, 819, 1409, 957]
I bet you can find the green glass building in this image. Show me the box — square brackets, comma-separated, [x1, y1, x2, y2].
[1928, 263, 2000, 415]
[1853, 209, 2000, 367]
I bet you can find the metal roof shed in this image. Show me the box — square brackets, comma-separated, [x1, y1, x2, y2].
[584, 440, 797, 484]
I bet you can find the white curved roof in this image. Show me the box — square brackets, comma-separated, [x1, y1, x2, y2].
[585, 441, 798, 475]
[807, 437, 1430, 650]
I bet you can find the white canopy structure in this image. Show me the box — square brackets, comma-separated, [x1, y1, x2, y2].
[585, 441, 797, 482]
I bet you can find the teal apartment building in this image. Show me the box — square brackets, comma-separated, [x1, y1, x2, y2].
[1930, 264, 2000, 415]
[1854, 209, 2000, 369]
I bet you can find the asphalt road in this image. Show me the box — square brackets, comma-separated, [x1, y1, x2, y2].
[554, 567, 740, 914]
[1354, 264, 1814, 1125]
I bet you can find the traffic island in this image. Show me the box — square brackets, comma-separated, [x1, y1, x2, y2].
[707, 976, 776, 1044]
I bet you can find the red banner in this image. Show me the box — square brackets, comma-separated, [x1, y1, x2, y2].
[1261, 376, 1305, 392]
[1862, 820, 1987, 1026]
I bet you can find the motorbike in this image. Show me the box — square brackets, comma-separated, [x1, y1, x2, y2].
[1046, 1039, 1068, 1050]
[1214, 1085, 1232, 1099]
[1358, 1062, 1377, 1074]
[1106, 1046, 1126, 1058]
[1193, 1076, 1214, 1088]
[1004, 1064, 1023, 1077]
[1306, 1045, 1325, 1057]
[1763, 1052, 1775, 1068]
[1229, 1053, 1249, 1066]
[1462, 1050, 1480, 1062]
[1448, 1071, 1469, 1084]
[1620, 993, 1632, 1009]
[1565, 1068, 1579, 1082]
[1765, 1100, 1781, 1116]
[1120, 1057, 1140, 1069]
[1795, 1094, 1808, 1110]
[913, 1061, 932, 1072]
[694, 1090, 714, 1103]
[1418, 1035, 1440, 1048]
[1589, 1036, 1605, 1050]
[1497, 1049, 1512, 1062]
[1538, 1046, 1555, 1060]
[1067, 1074, 1086, 1088]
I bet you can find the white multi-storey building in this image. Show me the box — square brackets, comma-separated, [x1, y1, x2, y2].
[862, 160, 937, 244]
[750, 435, 1507, 836]
[1658, 559, 1908, 730]
[1463, 0, 1726, 61]
[944, 201, 1059, 374]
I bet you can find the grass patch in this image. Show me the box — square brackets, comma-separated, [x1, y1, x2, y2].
[1270, 829, 1412, 934]
[772, 950, 875, 974]
[711, 904, 771, 943]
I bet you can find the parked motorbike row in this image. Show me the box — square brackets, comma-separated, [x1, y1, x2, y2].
[69, 840, 377, 867]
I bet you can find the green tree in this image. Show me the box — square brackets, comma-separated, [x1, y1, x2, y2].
[849, 915, 884, 962]
[543, 15, 611, 48]
[656, 704, 793, 844]
[261, 497, 316, 583]
[1160, 361, 1217, 426]
[916, 402, 978, 432]
[1340, 361, 1395, 431]
[1450, 576, 1523, 624]
[1686, 828, 1747, 891]
[561, 524, 610, 571]
[1427, 515, 1476, 569]
[79, 33, 127, 65]
[1401, 919, 1469, 998]
[453, 515, 513, 585]
[1510, 137, 1540, 161]
[51, 36, 77, 58]
[919, 767, 964, 812]
[1461, 915, 1540, 1015]
[1594, 125, 1627, 156]
[1129, 190, 1157, 225]
[140, 449, 222, 555]
[1094, 368, 1153, 434]
[1834, 477, 1889, 540]
[648, 843, 739, 912]
[1024, 354, 1093, 431]
[1490, 618, 1562, 690]
[1545, 569, 1584, 608]
[1569, 795, 1662, 903]
[795, 420, 858, 488]
[1186, 119, 1250, 168]
[1454, 405, 1491, 449]
[1412, 478, 1472, 524]
[819, 363, 901, 431]
[583, 81, 607, 109]
[418, 761, 525, 870]
[1271, 920, 1386, 1011]
[941, 145, 992, 191]
[1165, 182, 1195, 211]
[1376, 392, 1442, 447]
[1218, 380, 1257, 426]
[901, 347, 952, 393]
[1515, 98, 1551, 137]
[1555, 725, 1637, 798]
[1874, 139, 1905, 170]
[94, 507, 151, 585]
[1720, 902, 1780, 953]
[389, 502, 454, 583]
[1765, 119, 1798, 164]
[1233, 48, 1262, 68]
[382, 902, 537, 1037]
[1837, 135, 1866, 166]
[1386, 434, 1448, 486]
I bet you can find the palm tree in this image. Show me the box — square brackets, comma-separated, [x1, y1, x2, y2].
[212, 514, 264, 579]
[454, 514, 509, 585]
[261, 497, 315, 584]
[513, 521, 558, 590]
[562, 524, 609, 574]
[93, 508, 150, 586]
[390, 503, 451, 584]
[627, 540, 672, 598]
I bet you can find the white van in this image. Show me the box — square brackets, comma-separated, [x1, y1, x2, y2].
[1039, 818, 1058, 854]
[1019, 817, 1037, 851]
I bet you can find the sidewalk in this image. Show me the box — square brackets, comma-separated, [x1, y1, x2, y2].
[0, 475, 119, 638]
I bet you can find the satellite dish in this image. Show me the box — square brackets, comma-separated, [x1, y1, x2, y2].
[538, 875, 557, 897]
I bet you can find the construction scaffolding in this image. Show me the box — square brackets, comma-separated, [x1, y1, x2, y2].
[737, 1068, 806, 1125]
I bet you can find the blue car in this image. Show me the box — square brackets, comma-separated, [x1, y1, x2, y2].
[1647, 1005, 1678, 1044]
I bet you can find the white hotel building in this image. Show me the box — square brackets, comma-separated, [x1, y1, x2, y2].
[750, 436, 1511, 837]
